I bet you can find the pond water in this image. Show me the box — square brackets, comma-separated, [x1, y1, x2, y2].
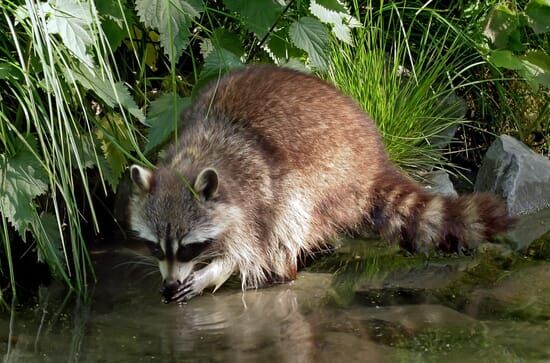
[2, 238, 550, 362]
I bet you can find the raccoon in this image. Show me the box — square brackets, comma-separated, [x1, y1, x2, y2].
[128, 65, 514, 303]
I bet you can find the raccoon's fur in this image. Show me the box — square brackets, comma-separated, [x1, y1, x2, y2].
[128, 65, 514, 303]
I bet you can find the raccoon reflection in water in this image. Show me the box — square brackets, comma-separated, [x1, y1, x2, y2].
[128, 65, 514, 303]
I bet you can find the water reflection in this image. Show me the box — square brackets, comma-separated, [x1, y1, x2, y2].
[2, 239, 550, 362]
[1, 269, 328, 362]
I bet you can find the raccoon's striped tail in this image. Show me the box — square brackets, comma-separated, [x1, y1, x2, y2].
[367, 168, 516, 253]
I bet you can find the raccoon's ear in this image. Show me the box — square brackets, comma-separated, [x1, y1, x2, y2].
[130, 165, 153, 193]
[194, 168, 218, 201]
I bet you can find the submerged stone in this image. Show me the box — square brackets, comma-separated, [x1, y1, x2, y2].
[475, 135, 550, 249]
[467, 263, 550, 321]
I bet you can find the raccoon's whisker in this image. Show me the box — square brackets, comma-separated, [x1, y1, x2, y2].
[137, 269, 162, 281]
[196, 251, 224, 260]
[113, 260, 157, 269]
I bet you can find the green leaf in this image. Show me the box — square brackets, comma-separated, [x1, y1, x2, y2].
[483, 5, 523, 51]
[66, 66, 145, 122]
[135, 0, 203, 63]
[525, 0, 550, 34]
[95, 113, 133, 189]
[264, 29, 303, 62]
[488, 50, 524, 69]
[96, 0, 135, 51]
[193, 48, 244, 97]
[144, 43, 159, 71]
[71, 135, 100, 170]
[310, 0, 360, 45]
[0, 138, 48, 238]
[200, 28, 246, 59]
[289, 17, 330, 70]
[313, 0, 347, 13]
[223, 0, 285, 38]
[43, 0, 96, 67]
[33, 212, 64, 270]
[145, 93, 191, 153]
[519, 51, 550, 88]
[200, 48, 244, 79]
[210, 28, 245, 58]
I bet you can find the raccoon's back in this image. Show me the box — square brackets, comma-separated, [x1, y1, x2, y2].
[190, 65, 387, 169]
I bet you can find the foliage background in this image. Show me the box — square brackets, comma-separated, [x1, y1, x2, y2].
[0, 0, 548, 296]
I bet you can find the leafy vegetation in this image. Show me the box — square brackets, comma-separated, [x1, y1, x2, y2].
[0, 0, 360, 297]
[444, 0, 549, 157]
[0, 0, 548, 297]
[325, 1, 475, 175]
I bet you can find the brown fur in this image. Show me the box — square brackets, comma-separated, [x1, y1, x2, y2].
[129, 65, 515, 300]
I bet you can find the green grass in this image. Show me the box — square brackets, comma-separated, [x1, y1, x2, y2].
[0, 0, 144, 296]
[324, 1, 483, 177]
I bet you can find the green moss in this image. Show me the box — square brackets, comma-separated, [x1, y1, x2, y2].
[308, 239, 428, 306]
[393, 327, 524, 363]
[438, 246, 524, 296]
[526, 231, 550, 261]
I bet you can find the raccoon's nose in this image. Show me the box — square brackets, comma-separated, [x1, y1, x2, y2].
[161, 281, 181, 303]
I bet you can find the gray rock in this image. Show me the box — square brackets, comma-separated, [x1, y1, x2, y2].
[475, 135, 550, 248]
[423, 170, 458, 197]
[431, 93, 466, 148]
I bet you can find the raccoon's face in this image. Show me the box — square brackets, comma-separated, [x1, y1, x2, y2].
[128, 165, 230, 291]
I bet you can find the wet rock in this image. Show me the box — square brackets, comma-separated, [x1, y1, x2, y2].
[475, 135, 550, 249]
[360, 304, 477, 332]
[485, 320, 550, 360]
[423, 170, 457, 197]
[466, 263, 550, 321]
[354, 259, 471, 307]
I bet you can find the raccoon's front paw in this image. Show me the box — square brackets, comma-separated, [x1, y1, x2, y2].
[170, 274, 203, 304]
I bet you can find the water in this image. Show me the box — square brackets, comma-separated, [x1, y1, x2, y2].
[2, 238, 550, 362]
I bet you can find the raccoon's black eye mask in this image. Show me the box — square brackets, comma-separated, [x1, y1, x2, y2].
[176, 239, 213, 262]
[145, 241, 165, 260]
[143, 239, 213, 262]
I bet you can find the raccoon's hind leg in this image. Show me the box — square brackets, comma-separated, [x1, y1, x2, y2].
[170, 257, 236, 303]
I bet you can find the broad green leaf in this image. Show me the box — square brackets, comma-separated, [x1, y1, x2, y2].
[483, 5, 523, 51]
[289, 17, 330, 70]
[66, 66, 145, 122]
[108, 82, 144, 122]
[223, 0, 285, 38]
[43, 0, 95, 67]
[185, 0, 206, 11]
[525, 0, 550, 34]
[314, 0, 348, 12]
[144, 43, 159, 71]
[0, 138, 48, 238]
[95, 113, 133, 189]
[200, 39, 214, 58]
[488, 50, 524, 69]
[519, 51, 550, 88]
[200, 48, 244, 79]
[200, 28, 245, 59]
[310, 0, 360, 45]
[135, 0, 203, 63]
[96, 0, 135, 51]
[264, 29, 303, 62]
[280, 58, 311, 73]
[33, 212, 64, 274]
[210, 28, 245, 58]
[145, 93, 191, 153]
[193, 48, 244, 96]
[71, 135, 100, 170]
